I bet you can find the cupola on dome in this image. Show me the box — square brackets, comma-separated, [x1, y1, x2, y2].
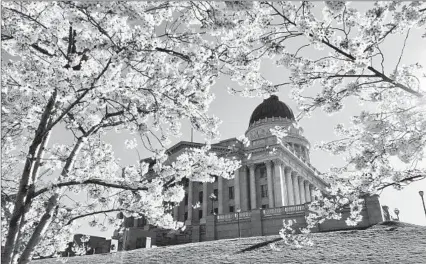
[249, 95, 295, 126]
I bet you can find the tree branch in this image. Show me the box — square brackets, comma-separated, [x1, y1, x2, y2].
[377, 174, 426, 191]
[155, 47, 192, 62]
[30, 44, 54, 57]
[33, 179, 148, 198]
[66, 209, 124, 225]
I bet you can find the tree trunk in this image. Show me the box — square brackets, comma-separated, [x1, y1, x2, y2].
[17, 195, 58, 264]
[11, 128, 52, 263]
[2, 91, 57, 264]
[16, 136, 85, 264]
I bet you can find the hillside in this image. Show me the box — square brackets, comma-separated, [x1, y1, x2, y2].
[32, 222, 426, 264]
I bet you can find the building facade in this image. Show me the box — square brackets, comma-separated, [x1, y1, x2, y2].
[116, 95, 385, 249]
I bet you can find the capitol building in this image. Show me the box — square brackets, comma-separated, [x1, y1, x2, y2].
[114, 95, 385, 250]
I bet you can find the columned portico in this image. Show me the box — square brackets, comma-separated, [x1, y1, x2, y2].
[285, 167, 294, 205]
[248, 164, 257, 209]
[265, 161, 275, 208]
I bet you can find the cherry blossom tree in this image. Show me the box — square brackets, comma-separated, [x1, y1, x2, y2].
[2, 1, 426, 260]
[191, 1, 426, 244]
[1, 2, 240, 263]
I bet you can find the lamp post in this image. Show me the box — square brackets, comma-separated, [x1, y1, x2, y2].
[236, 208, 241, 238]
[419, 191, 426, 218]
[209, 193, 217, 215]
[394, 208, 400, 221]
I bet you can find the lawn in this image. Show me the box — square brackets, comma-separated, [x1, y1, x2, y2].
[32, 221, 426, 264]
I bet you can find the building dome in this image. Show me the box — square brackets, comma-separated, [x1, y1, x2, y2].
[249, 95, 295, 126]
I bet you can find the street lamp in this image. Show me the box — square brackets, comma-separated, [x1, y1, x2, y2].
[209, 193, 217, 215]
[236, 208, 241, 238]
[419, 191, 426, 218]
[394, 208, 400, 221]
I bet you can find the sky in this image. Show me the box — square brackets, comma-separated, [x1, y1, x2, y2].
[2, 2, 425, 239]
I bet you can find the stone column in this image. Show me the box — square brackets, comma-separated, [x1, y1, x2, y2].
[241, 166, 249, 211]
[292, 172, 300, 205]
[249, 164, 257, 209]
[309, 184, 315, 201]
[273, 160, 285, 207]
[302, 147, 308, 161]
[179, 198, 185, 222]
[173, 206, 179, 221]
[285, 167, 294, 205]
[304, 181, 311, 202]
[295, 144, 301, 158]
[133, 217, 138, 228]
[298, 177, 306, 204]
[202, 182, 208, 219]
[218, 176, 224, 214]
[299, 146, 304, 161]
[187, 181, 193, 224]
[265, 161, 275, 208]
[234, 168, 241, 210]
[305, 147, 310, 162]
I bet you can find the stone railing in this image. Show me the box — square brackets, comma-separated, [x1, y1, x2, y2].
[216, 205, 307, 222]
[216, 211, 252, 222]
[262, 204, 306, 217]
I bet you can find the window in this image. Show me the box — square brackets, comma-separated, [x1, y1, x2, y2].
[213, 208, 218, 215]
[262, 204, 269, 209]
[229, 206, 235, 213]
[199, 191, 203, 203]
[261, 185, 268, 198]
[229, 186, 234, 199]
[184, 212, 188, 221]
[259, 166, 267, 178]
[199, 210, 203, 220]
[213, 189, 218, 198]
[184, 194, 188, 205]
[214, 176, 218, 182]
